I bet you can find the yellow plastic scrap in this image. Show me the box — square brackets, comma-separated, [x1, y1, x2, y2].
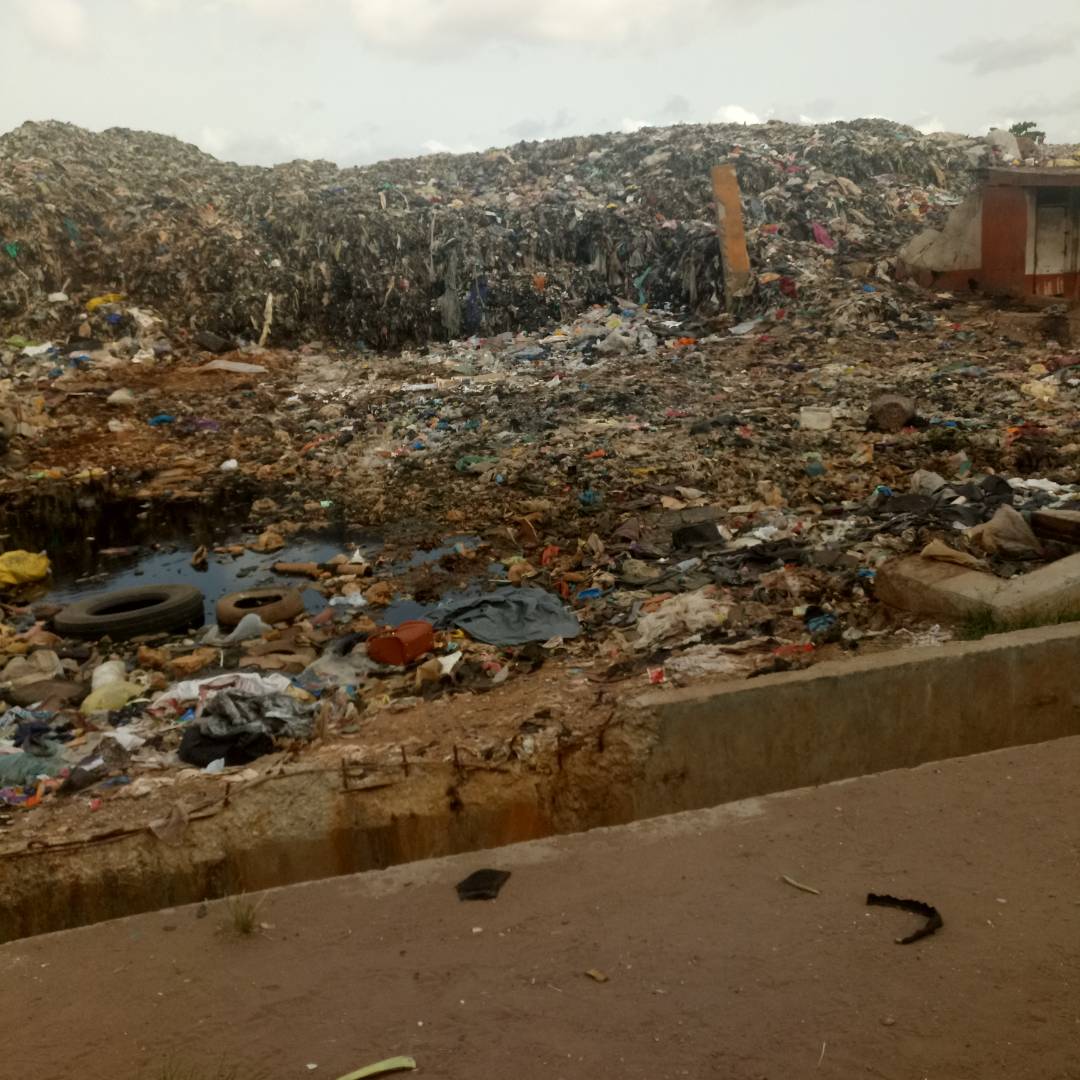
[80, 681, 144, 716]
[0, 550, 50, 587]
[86, 292, 125, 312]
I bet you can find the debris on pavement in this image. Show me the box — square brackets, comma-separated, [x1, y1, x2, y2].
[456, 868, 512, 900]
[866, 892, 944, 944]
[334, 1059, 417, 1080]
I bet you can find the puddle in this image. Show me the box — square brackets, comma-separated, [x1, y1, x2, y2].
[391, 535, 480, 573]
[0, 485, 487, 626]
[45, 541, 347, 623]
[0, 485, 379, 622]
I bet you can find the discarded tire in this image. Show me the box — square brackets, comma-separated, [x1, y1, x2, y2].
[216, 587, 304, 628]
[54, 585, 205, 640]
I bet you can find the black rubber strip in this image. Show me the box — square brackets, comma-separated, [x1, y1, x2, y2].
[867, 893, 944, 944]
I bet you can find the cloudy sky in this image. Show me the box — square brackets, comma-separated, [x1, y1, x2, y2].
[2, 0, 1078, 166]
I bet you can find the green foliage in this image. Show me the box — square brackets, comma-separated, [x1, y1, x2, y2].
[1009, 121, 1046, 143]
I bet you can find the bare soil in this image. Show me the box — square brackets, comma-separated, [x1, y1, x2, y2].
[2, 736, 1078, 1080]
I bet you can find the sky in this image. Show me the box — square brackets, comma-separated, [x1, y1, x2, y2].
[2, 0, 1078, 167]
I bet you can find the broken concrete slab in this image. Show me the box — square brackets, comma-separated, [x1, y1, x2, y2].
[994, 554, 1080, 623]
[876, 551, 1080, 623]
[875, 555, 1005, 618]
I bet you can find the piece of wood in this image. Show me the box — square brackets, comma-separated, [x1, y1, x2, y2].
[1031, 509, 1080, 545]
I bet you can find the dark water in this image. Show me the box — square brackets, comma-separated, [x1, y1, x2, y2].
[0, 484, 484, 624]
[0, 484, 378, 621]
[44, 540, 351, 622]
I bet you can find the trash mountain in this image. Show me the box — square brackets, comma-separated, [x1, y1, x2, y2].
[0, 118, 983, 348]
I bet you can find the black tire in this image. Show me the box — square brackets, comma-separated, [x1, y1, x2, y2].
[215, 587, 304, 628]
[54, 585, 205, 640]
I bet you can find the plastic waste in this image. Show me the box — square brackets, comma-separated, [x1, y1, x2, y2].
[799, 407, 833, 431]
[150, 672, 294, 717]
[202, 613, 273, 646]
[634, 589, 729, 651]
[0, 550, 50, 587]
[367, 621, 435, 666]
[427, 588, 580, 646]
[965, 505, 1043, 558]
[91, 659, 128, 690]
[80, 681, 144, 715]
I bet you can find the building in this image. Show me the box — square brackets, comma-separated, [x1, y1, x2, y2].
[900, 167, 1080, 302]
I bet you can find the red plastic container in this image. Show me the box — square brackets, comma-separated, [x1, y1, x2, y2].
[366, 620, 435, 666]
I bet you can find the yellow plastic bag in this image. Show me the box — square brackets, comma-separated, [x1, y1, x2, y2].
[86, 292, 125, 312]
[80, 681, 144, 716]
[0, 550, 50, 587]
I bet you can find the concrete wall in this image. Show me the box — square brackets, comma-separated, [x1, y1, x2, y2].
[901, 180, 1080, 300]
[629, 623, 1080, 818]
[901, 191, 982, 276]
[4, 625, 1080, 941]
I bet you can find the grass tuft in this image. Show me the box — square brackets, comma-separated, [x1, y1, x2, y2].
[958, 607, 1080, 641]
[222, 892, 264, 937]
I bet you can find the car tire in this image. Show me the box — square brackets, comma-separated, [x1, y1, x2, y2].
[215, 587, 305, 628]
[54, 585, 205, 640]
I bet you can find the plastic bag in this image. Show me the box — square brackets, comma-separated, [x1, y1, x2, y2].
[965, 505, 1042, 558]
[635, 588, 729, 651]
[0, 550, 50, 587]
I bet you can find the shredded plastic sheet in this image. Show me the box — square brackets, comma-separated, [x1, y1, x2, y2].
[428, 587, 580, 645]
[150, 672, 293, 716]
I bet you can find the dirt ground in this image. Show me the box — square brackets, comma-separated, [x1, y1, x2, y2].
[2, 735, 1078, 1080]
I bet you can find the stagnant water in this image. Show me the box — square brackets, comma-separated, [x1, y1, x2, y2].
[0, 485, 357, 621]
[0, 484, 482, 622]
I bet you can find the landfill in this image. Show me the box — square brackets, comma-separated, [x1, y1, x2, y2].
[0, 117, 1079, 834]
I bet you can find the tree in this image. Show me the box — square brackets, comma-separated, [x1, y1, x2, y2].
[1009, 121, 1046, 144]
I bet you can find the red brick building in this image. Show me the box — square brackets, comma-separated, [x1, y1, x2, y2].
[900, 167, 1080, 302]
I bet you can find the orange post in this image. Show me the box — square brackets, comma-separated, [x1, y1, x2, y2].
[711, 164, 751, 308]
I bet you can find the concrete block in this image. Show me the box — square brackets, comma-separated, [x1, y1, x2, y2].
[876, 551, 1080, 623]
[874, 556, 1004, 618]
[995, 553, 1080, 622]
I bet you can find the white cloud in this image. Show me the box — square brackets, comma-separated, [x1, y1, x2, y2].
[16, 0, 87, 52]
[716, 104, 762, 125]
[349, 0, 802, 50]
[620, 117, 651, 134]
[943, 31, 1076, 75]
[915, 115, 946, 135]
[197, 125, 340, 164]
[422, 138, 478, 155]
[211, 0, 327, 15]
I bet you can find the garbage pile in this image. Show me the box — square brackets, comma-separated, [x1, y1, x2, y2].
[1, 118, 983, 348]
[1, 118, 1079, 828]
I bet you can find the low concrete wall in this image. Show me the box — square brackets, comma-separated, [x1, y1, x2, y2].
[629, 623, 1080, 818]
[3, 624, 1079, 941]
